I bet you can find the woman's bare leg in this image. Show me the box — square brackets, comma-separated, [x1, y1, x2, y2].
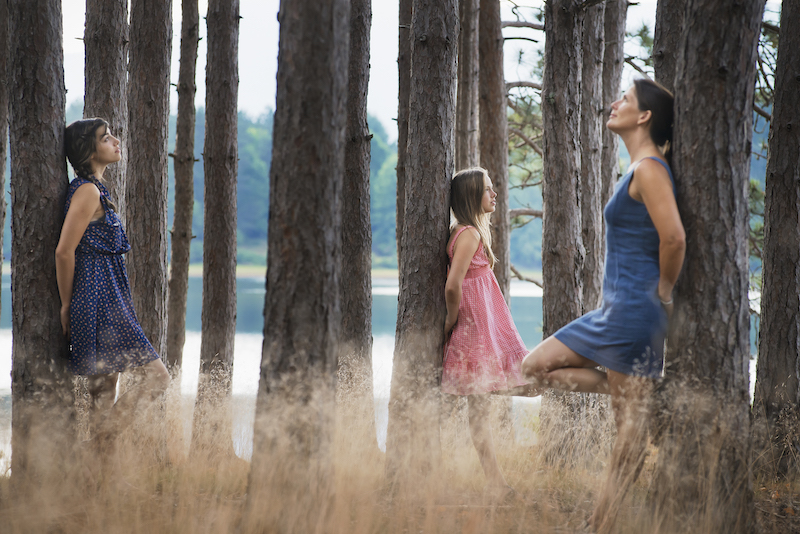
[87, 373, 119, 437]
[590, 370, 652, 534]
[521, 337, 610, 394]
[467, 394, 508, 489]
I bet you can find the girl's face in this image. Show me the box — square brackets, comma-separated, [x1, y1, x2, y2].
[90, 126, 121, 168]
[607, 86, 649, 134]
[481, 173, 497, 214]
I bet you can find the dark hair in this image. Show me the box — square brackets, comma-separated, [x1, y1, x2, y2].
[65, 118, 118, 210]
[634, 78, 674, 164]
[450, 167, 497, 268]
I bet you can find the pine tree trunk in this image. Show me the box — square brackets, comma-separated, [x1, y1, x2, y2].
[8, 0, 77, 487]
[455, 0, 479, 169]
[338, 0, 377, 452]
[191, 0, 239, 457]
[126, 0, 172, 358]
[243, 2, 348, 531]
[752, 0, 800, 479]
[601, 0, 626, 208]
[396, 0, 412, 266]
[385, 0, 457, 491]
[480, 0, 510, 300]
[0, 0, 8, 326]
[167, 0, 199, 373]
[651, 1, 765, 531]
[653, 0, 686, 92]
[83, 0, 128, 221]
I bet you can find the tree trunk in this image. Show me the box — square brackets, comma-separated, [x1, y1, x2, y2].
[601, 0, 626, 208]
[385, 0, 458, 492]
[83, 0, 128, 222]
[243, 2, 348, 531]
[167, 0, 199, 374]
[752, 0, 800, 479]
[651, 1, 765, 531]
[455, 0, 479, 169]
[338, 0, 377, 452]
[0, 0, 8, 326]
[191, 0, 239, 457]
[8, 0, 77, 487]
[396, 0, 412, 267]
[126, 0, 172, 358]
[480, 0, 510, 300]
[653, 0, 686, 93]
[580, 2, 605, 311]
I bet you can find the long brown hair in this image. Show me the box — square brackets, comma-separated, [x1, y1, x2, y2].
[65, 118, 118, 210]
[450, 167, 497, 268]
[634, 78, 674, 166]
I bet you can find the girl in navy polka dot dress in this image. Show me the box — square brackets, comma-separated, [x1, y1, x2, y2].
[56, 118, 170, 445]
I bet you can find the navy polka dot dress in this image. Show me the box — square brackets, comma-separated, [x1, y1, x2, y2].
[65, 177, 161, 376]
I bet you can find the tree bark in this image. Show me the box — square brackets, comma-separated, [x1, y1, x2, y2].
[601, 0, 626, 208]
[0, 0, 8, 326]
[126, 0, 172, 358]
[651, 1, 765, 531]
[385, 0, 457, 491]
[580, 2, 605, 311]
[83, 0, 129, 222]
[338, 0, 377, 452]
[191, 0, 239, 457]
[480, 0, 510, 300]
[167, 0, 199, 373]
[753, 0, 800, 479]
[243, 1, 348, 531]
[396, 0, 412, 267]
[456, 0, 479, 169]
[8, 0, 77, 487]
[653, 0, 686, 93]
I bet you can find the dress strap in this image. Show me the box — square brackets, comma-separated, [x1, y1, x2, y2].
[448, 225, 474, 257]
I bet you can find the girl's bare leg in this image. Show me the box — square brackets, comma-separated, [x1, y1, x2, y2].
[87, 373, 119, 437]
[467, 394, 508, 490]
[589, 370, 652, 534]
[521, 337, 610, 394]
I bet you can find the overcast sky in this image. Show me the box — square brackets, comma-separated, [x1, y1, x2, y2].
[61, 0, 780, 142]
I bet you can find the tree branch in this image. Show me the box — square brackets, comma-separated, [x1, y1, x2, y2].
[510, 264, 543, 288]
[510, 208, 543, 219]
[762, 21, 779, 34]
[624, 57, 652, 79]
[503, 36, 539, 44]
[502, 21, 544, 31]
[509, 128, 543, 156]
[753, 104, 771, 121]
[506, 81, 542, 91]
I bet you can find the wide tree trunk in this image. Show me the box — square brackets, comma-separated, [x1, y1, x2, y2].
[83, 0, 129, 221]
[651, 1, 765, 531]
[167, 0, 200, 373]
[126, 0, 172, 357]
[396, 0, 412, 265]
[191, 0, 239, 457]
[0, 0, 8, 325]
[753, 0, 800, 479]
[385, 0, 458, 491]
[455, 0, 479, 169]
[8, 0, 76, 487]
[480, 0, 510, 300]
[243, 2, 348, 531]
[653, 0, 686, 92]
[338, 0, 377, 452]
[601, 0, 626, 208]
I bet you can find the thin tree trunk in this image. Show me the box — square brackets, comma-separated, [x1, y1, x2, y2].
[167, 0, 199, 374]
[480, 0, 510, 300]
[385, 0, 458, 492]
[653, 0, 685, 93]
[601, 0, 626, 208]
[338, 0, 377, 452]
[83, 0, 129, 222]
[752, 0, 800, 479]
[455, 0, 479, 169]
[8, 0, 76, 487]
[396, 0, 412, 268]
[243, 2, 348, 531]
[0, 0, 8, 325]
[126, 0, 172, 358]
[651, 1, 765, 531]
[191, 0, 239, 457]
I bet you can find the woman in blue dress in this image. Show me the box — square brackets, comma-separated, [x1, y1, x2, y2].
[521, 79, 685, 533]
[56, 118, 170, 448]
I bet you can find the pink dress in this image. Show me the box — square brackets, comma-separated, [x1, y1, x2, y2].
[442, 226, 529, 395]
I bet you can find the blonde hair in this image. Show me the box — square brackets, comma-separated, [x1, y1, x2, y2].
[450, 167, 497, 268]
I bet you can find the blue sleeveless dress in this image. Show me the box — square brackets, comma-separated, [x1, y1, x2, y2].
[553, 157, 674, 378]
[65, 177, 160, 376]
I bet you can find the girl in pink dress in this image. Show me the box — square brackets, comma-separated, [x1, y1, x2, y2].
[443, 167, 530, 499]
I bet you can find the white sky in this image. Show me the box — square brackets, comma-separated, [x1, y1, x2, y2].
[61, 0, 780, 142]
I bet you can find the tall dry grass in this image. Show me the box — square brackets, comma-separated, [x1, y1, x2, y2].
[0, 373, 797, 534]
